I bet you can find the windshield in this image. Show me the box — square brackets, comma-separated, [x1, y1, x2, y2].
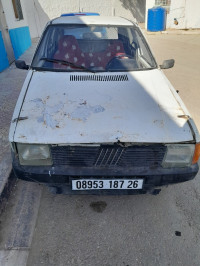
[31, 24, 157, 72]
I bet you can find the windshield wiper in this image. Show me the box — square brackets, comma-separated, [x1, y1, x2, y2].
[40, 57, 96, 73]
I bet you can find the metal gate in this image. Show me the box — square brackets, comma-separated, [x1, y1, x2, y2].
[0, 0, 15, 64]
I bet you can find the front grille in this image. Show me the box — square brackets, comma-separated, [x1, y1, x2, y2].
[70, 74, 128, 82]
[95, 146, 124, 166]
[51, 145, 166, 168]
[51, 146, 99, 167]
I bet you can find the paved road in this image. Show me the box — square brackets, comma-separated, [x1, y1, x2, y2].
[0, 34, 200, 266]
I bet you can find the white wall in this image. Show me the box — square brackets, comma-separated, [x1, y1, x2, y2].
[145, 0, 200, 30]
[166, 0, 186, 29]
[23, 0, 50, 38]
[23, 0, 40, 38]
[24, 0, 146, 38]
[1, 0, 29, 29]
[145, 0, 154, 29]
[168, 0, 200, 29]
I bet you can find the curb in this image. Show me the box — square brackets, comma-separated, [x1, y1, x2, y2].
[143, 29, 200, 35]
[0, 151, 12, 197]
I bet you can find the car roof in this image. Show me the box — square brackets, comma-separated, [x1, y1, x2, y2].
[50, 16, 135, 26]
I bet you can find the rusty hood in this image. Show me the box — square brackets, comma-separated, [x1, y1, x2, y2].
[12, 70, 194, 144]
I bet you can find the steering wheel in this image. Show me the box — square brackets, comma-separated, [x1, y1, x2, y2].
[106, 53, 134, 70]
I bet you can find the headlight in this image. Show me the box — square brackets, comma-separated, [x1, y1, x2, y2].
[17, 143, 52, 165]
[162, 144, 195, 168]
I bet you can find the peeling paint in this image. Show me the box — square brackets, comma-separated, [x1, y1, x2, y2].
[31, 98, 64, 128]
[31, 96, 107, 127]
[71, 105, 105, 122]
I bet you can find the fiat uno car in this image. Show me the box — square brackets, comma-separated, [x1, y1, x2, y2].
[10, 14, 200, 194]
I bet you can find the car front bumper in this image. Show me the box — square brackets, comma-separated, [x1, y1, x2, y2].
[12, 153, 199, 194]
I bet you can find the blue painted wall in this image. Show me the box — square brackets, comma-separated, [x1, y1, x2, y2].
[0, 31, 9, 72]
[9, 26, 31, 59]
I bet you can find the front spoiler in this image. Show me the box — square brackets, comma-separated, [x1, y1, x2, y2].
[12, 154, 199, 195]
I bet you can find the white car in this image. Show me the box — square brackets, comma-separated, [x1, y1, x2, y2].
[10, 13, 200, 195]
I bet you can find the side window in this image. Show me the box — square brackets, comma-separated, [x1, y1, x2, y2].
[12, 0, 24, 20]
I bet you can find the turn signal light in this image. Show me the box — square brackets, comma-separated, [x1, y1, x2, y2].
[192, 143, 200, 164]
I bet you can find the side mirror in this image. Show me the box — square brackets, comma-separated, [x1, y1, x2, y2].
[15, 60, 29, 70]
[160, 59, 175, 69]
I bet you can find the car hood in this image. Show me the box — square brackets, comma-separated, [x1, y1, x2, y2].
[13, 70, 193, 144]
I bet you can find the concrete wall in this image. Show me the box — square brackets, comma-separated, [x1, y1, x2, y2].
[167, 0, 200, 29]
[23, 0, 50, 38]
[37, 0, 146, 21]
[9, 26, 31, 59]
[146, 0, 200, 30]
[24, 0, 146, 38]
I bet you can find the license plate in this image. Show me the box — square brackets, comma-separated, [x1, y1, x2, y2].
[72, 179, 143, 190]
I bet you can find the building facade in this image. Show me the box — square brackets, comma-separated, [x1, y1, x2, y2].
[0, 0, 31, 72]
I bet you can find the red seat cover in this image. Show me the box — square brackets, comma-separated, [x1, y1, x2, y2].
[54, 36, 125, 70]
